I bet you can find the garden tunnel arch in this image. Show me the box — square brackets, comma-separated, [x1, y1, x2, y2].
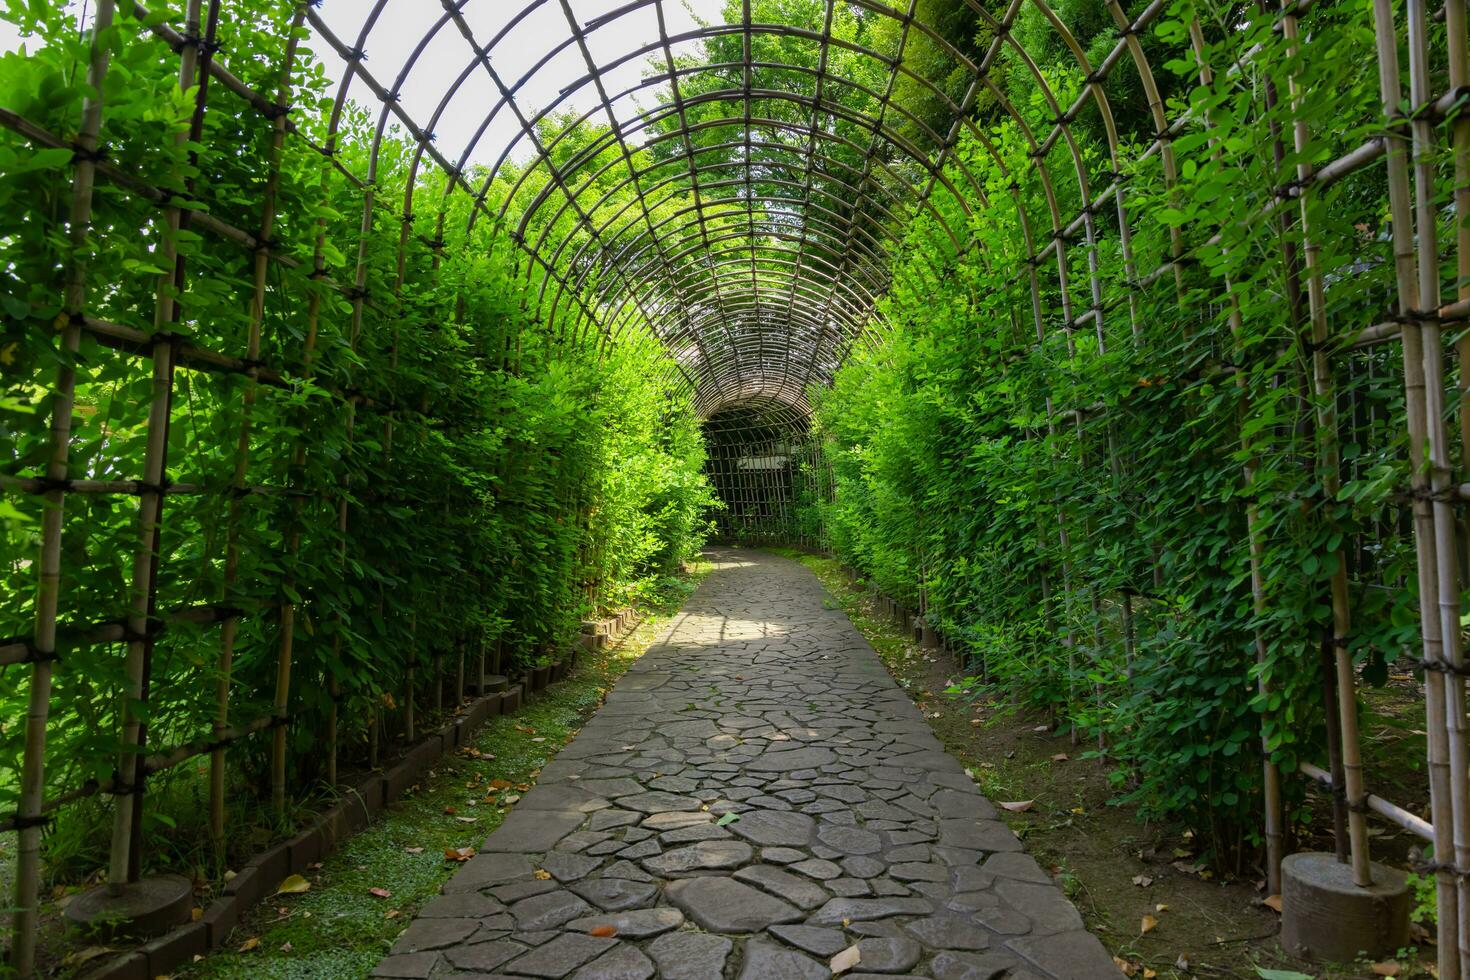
[699, 394, 826, 546]
[4, 0, 1470, 975]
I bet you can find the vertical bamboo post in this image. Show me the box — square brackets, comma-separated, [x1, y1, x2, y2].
[9, 3, 117, 972]
[1371, 0, 1463, 970]
[1407, 0, 1470, 964]
[212, 7, 303, 850]
[110, 0, 207, 890]
[1279, 0, 1371, 887]
[1449, 0, 1470, 584]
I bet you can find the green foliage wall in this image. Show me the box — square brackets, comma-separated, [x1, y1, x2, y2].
[0, 3, 715, 872]
[804, 0, 1431, 864]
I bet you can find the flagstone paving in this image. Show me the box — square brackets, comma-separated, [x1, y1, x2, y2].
[374, 548, 1119, 979]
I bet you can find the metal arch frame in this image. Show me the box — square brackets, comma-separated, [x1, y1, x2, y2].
[301, 0, 1180, 417]
[308, 2, 1012, 410]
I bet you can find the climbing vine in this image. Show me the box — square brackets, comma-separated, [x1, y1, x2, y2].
[806, 0, 1436, 866]
[0, 2, 716, 879]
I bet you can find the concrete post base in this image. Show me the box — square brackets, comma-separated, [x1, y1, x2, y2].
[1280, 851, 1410, 963]
[64, 874, 193, 942]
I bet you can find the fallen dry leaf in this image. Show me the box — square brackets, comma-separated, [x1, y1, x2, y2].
[830, 944, 862, 975]
[1371, 961, 1401, 977]
[274, 874, 310, 896]
[1262, 894, 1283, 913]
[1051, 753, 1070, 762]
[533, 869, 553, 880]
[1140, 914, 1159, 935]
[998, 800, 1035, 813]
[444, 847, 475, 862]
[384, 909, 400, 919]
[488, 779, 513, 790]
[404, 846, 425, 855]
[1131, 875, 1153, 887]
[369, 887, 392, 898]
[279, 942, 292, 953]
[238, 937, 260, 952]
[589, 924, 618, 938]
[1113, 956, 1138, 977]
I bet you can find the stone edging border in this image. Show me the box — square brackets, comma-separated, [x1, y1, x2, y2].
[83, 610, 642, 980]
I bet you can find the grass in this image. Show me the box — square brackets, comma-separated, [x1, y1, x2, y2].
[176, 565, 707, 980]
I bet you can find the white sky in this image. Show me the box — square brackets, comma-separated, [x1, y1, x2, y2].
[1, 0, 727, 168]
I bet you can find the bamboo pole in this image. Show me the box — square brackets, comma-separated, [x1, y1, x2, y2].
[9, 3, 118, 972]
[1371, 0, 1463, 971]
[1279, 1, 1371, 889]
[109, 0, 207, 891]
[212, 6, 303, 851]
[1406, 1, 1470, 966]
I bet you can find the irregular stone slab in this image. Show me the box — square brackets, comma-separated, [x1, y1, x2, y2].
[578, 777, 647, 799]
[441, 852, 533, 893]
[571, 944, 656, 980]
[747, 746, 837, 771]
[567, 906, 684, 939]
[418, 892, 507, 918]
[569, 877, 657, 912]
[648, 932, 732, 980]
[510, 890, 595, 931]
[840, 856, 887, 879]
[482, 809, 584, 853]
[737, 940, 830, 980]
[729, 809, 816, 846]
[904, 914, 993, 951]
[391, 917, 478, 953]
[734, 864, 831, 910]
[929, 950, 1022, 980]
[1006, 930, 1121, 978]
[665, 875, 804, 931]
[541, 850, 604, 883]
[642, 840, 752, 875]
[790, 858, 843, 881]
[445, 940, 527, 974]
[762, 846, 807, 864]
[937, 818, 1022, 853]
[890, 861, 947, 882]
[768, 924, 851, 956]
[372, 952, 440, 977]
[619, 791, 703, 813]
[504, 933, 615, 978]
[601, 859, 654, 882]
[855, 936, 923, 973]
[521, 784, 608, 813]
[817, 824, 882, 855]
[642, 811, 712, 831]
[806, 897, 933, 926]
[589, 809, 642, 831]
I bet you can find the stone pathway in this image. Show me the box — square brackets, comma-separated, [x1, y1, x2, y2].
[374, 549, 1119, 979]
